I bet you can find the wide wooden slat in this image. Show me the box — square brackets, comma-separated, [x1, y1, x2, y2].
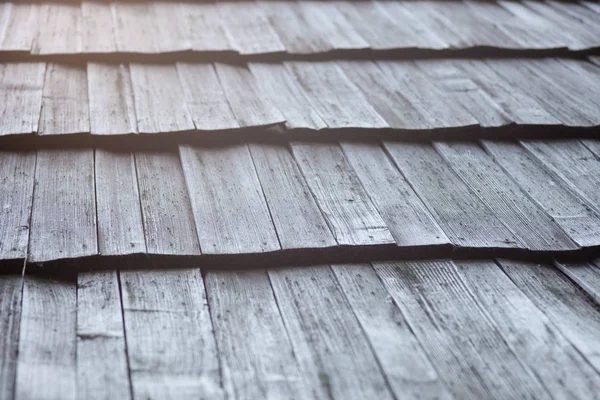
[0, 3, 39, 51]
[33, 4, 82, 54]
[179, 145, 280, 255]
[111, 3, 159, 53]
[291, 142, 395, 246]
[555, 261, 600, 305]
[0, 275, 23, 400]
[269, 266, 394, 399]
[29, 150, 97, 263]
[179, 3, 231, 52]
[151, 2, 191, 53]
[77, 271, 131, 399]
[81, 2, 117, 53]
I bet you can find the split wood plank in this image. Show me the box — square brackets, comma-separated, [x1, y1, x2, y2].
[151, 2, 191, 53]
[0, 151, 36, 262]
[384, 142, 523, 249]
[555, 261, 600, 305]
[0, 275, 23, 400]
[284, 61, 389, 129]
[269, 266, 394, 399]
[129, 64, 194, 133]
[179, 145, 280, 255]
[176, 63, 239, 131]
[95, 150, 146, 256]
[15, 276, 77, 400]
[498, 259, 600, 373]
[81, 1, 117, 53]
[213, 62, 285, 128]
[33, 4, 82, 54]
[77, 271, 131, 400]
[291, 142, 395, 246]
[121, 269, 222, 399]
[205, 269, 308, 399]
[135, 151, 200, 256]
[249, 62, 327, 130]
[340, 142, 449, 248]
[87, 63, 137, 135]
[111, 3, 159, 53]
[435, 142, 578, 251]
[583, 139, 600, 158]
[483, 140, 600, 248]
[248, 143, 337, 250]
[39, 63, 90, 135]
[331, 264, 451, 399]
[456, 260, 600, 399]
[179, 3, 231, 52]
[0, 3, 39, 51]
[29, 150, 97, 263]
[374, 260, 551, 399]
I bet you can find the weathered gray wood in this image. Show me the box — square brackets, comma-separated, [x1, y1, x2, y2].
[77, 271, 131, 400]
[175, 63, 239, 131]
[179, 3, 231, 52]
[121, 269, 222, 399]
[81, 2, 117, 53]
[340, 142, 449, 248]
[39, 63, 90, 135]
[331, 264, 451, 399]
[582, 139, 600, 158]
[0, 3, 39, 51]
[291, 142, 395, 246]
[151, 2, 191, 53]
[0, 275, 23, 400]
[87, 63, 137, 135]
[555, 261, 600, 306]
[33, 4, 82, 54]
[29, 150, 97, 263]
[284, 61, 389, 129]
[248, 143, 336, 250]
[95, 150, 146, 256]
[456, 260, 600, 399]
[135, 151, 200, 256]
[435, 142, 578, 251]
[269, 266, 394, 399]
[213, 62, 285, 128]
[374, 260, 551, 399]
[384, 142, 522, 249]
[483, 140, 600, 248]
[179, 144, 280, 255]
[0, 62, 45, 135]
[111, 3, 159, 53]
[205, 269, 307, 399]
[0, 151, 36, 261]
[129, 64, 194, 133]
[15, 276, 77, 400]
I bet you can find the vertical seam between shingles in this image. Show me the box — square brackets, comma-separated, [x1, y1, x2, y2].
[117, 271, 135, 400]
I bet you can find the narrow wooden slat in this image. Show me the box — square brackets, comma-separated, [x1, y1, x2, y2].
[95, 150, 146, 256]
[0, 3, 39, 51]
[340, 142, 449, 248]
[111, 3, 159, 53]
[179, 3, 231, 52]
[331, 264, 451, 399]
[205, 269, 307, 398]
[81, 2, 117, 53]
[0, 275, 23, 400]
[214, 62, 285, 128]
[555, 261, 600, 305]
[33, 4, 82, 54]
[151, 2, 191, 53]
[87, 63, 137, 135]
[39, 63, 90, 135]
[0, 151, 36, 262]
[77, 271, 131, 399]
[135, 151, 200, 256]
[15, 276, 77, 400]
[29, 150, 97, 263]
[269, 266, 394, 399]
[179, 144, 280, 255]
[384, 142, 522, 249]
[435, 142, 578, 251]
[129, 64, 194, 133]
[248, 143, 337, 250]
[374, 260, 551, 399]
[175, 63, 239, 131]
[121, 269, 222, 399]
[291, 142, 395, 246]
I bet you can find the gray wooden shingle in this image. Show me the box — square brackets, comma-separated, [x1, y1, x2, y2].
[0, 275, 23, 400]
[0, 3, 39, 51]
[0, 62, 45, 135]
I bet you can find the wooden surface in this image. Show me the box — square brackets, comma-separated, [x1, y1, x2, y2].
[0, 62, 45, 135]
[0, 275, 23, 400]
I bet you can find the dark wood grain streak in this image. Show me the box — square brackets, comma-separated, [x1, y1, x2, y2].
[0, 275, 24, 400]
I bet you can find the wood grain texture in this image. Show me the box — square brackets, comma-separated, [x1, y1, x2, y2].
[39, 63, 90, 135]
[81, 1, 117, 53]
[0, 151, 36, 261]
[33, 4, 82, 54]
[0, 62, 45, 135]
[331, 264, 451, 399]
[384, 142, 522, 249]
[15, 276, 77, 400]
[121, 269, 222, 399]
[87, 63, 137, 135]
[205, 269, 308, 399]
[95, 150, 146, 256]
[151, 2, 191, 53]
[374, 260, 551, 399]
[135, 151, 200, 255]
[111, 3, 159, 53]
[129, 64, 194, 133]
[0, 3, 39, 51]
[340, 141, 449, 248]
[179, 3, 231, 52]
[179, 145, 280, 255]
[249, 143, 337, 250]
[291, 142, 395, 246]
[77, 271, 131, 400]
[269, 266, 394, 399]
[29, 150, 97, 263]
[555, 261, 600, 306]
[0, 275, 23, 400]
